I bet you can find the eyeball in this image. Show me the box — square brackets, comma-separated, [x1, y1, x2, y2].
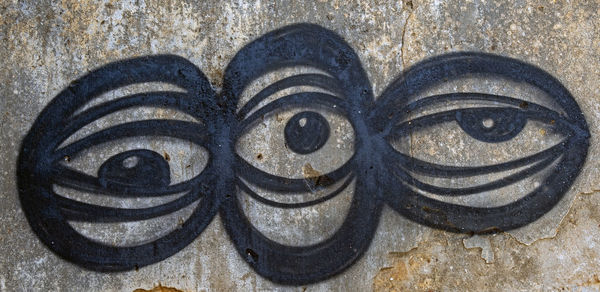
[219, 23, 381, 284]
[17, 55, 220, 271]
[374, 52, 590, 232]
[284, 111, 331, 154]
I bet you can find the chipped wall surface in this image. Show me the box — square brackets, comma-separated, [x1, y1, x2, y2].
[1, 0, 600, 291]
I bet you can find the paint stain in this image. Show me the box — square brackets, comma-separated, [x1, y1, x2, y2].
[133, 284, 184, 292]
[302, 163, 333, 187]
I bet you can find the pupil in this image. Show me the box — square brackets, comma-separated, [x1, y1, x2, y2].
[284, 111, 330, 154]
[98, 149, 170, 188]
[456, 108, 526, 143]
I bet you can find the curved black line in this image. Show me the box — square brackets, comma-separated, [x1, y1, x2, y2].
[390, 152, 560, 196]
[237, 73, 343, 119]
[388, 141, 566, 178]
[236, 91, 347, 136]
[51, 164, 202, 197]
[55, 91, 199, 147]
[374, 52, 590, 233]
[16, 24, 590, 285]
[236, 174, 355, 208]
[17, 54, 221, 273]
[53, 119, 208, 161]
[57, 188, 202, 223]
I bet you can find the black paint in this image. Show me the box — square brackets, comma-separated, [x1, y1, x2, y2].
[456, 108, 527, 143]
[98, 149, 170, 189]
[284, 111, 330, 154]
[17, 23, 590, 285]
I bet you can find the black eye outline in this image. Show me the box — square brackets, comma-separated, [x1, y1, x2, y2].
[220, 23, 381, 284]
[16, 24, 591, 285]
[384, 93, 573, 196]
[234, 92, 355, 197]
[371, 52, 590, 233]
[389, 93, 566, 143]
[17, 55, 222, 271]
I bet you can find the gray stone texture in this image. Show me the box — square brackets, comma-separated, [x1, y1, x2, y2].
[1, 0, 599, 291]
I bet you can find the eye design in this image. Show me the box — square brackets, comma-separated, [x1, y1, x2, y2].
[97, 149, 171, 189]
[18, 55, 220, 271]
[373, 53, 590, 232]
[17, 24, 590, 284]
[284, 111, 331, 154]
[220, 24, 380, 284]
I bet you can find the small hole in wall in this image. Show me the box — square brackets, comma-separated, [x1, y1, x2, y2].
[246, 248, 259, 263]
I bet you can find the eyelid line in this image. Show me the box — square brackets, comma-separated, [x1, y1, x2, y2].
[236, 174, 354, 209]
[57, 91, 198, 147]
[53, 119, 207, 162]
[387, 106, 566, 140]
[236, 92, 346, 137]
[237, 73, 343, 119]
[235, 154, 355, 193]
[387, 141, 566, 178]
[56, 186, 203, 223]
[381, 93, 565, 136]
[389, 153, 560, 197]
[51, 164, 202, 197]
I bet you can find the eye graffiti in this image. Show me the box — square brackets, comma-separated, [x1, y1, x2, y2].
[375, 54, 590, 233]
[17, 23, 590, 284]
[284, 111, 331, 154]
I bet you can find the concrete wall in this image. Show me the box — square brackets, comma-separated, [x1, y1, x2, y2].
[1, 0, 599, 291]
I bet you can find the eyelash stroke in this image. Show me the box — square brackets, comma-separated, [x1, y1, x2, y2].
[17, 23, 591, 285]
[373, 50, 590, 236]
[233, 70, 353, 195]
[18, 54, 222, 272]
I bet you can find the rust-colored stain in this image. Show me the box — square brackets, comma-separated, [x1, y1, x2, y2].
[302, 163, 333, 187]
[374, 245, 439, 292]
[2, 0, 600, 290]
[374, 193, 600, 291]
[133, 284, 184, 292]
[580, 274, 600, 288]
[302, 163, 321, 178]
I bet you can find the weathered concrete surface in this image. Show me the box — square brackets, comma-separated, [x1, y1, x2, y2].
[1, 0, 599, 291]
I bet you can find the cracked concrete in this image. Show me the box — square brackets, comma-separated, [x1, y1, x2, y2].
[1, 0, 599, 291]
